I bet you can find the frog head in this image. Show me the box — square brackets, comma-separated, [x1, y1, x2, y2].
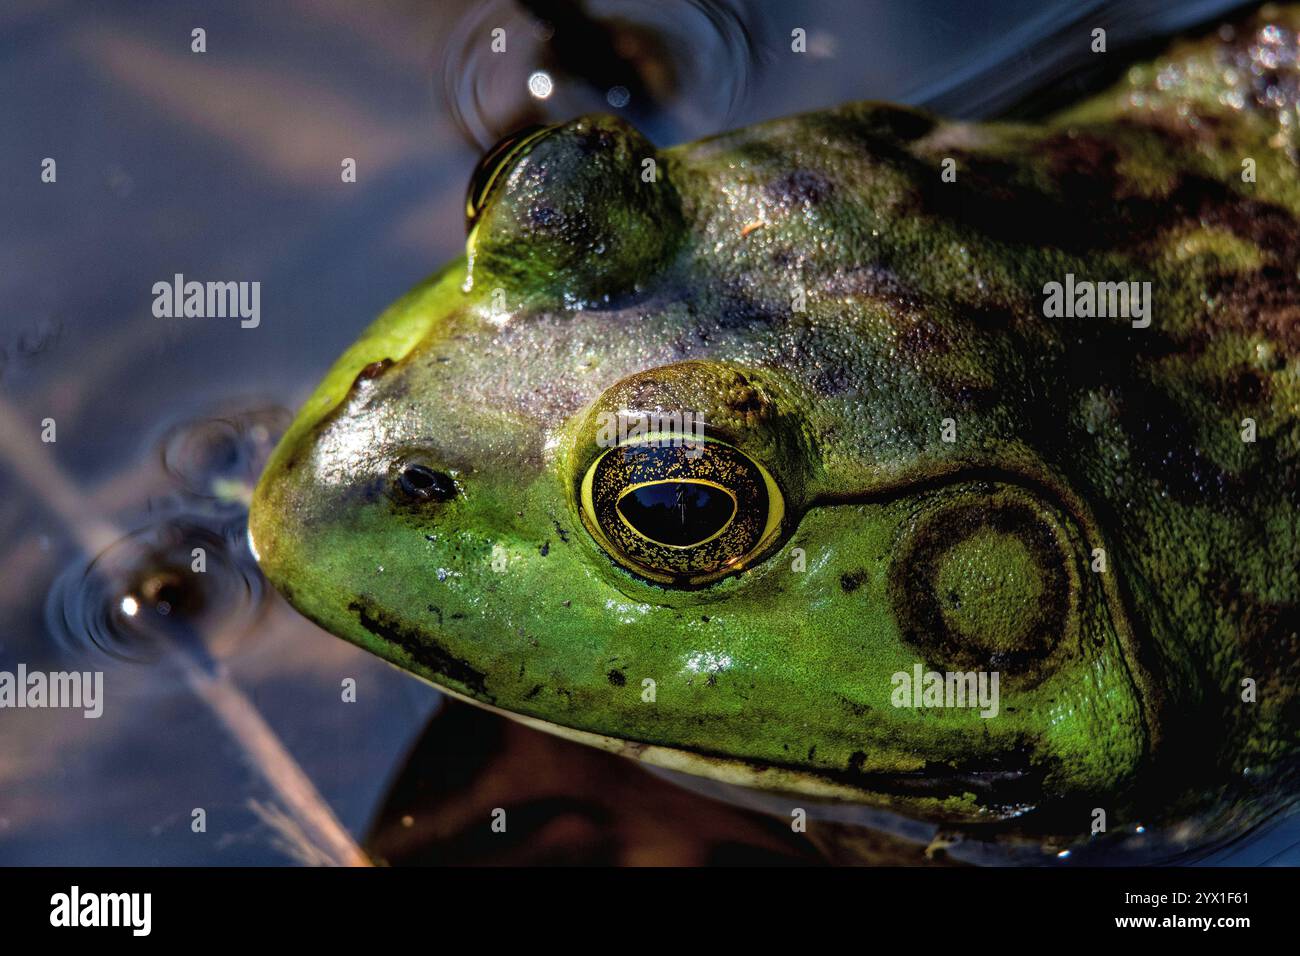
[249, 107, 1175, 828]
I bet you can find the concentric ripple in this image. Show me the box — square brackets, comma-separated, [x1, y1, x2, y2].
[45, 519, 267, 666]
[440, 0, 755, 150]
[160, 406, 290, 505]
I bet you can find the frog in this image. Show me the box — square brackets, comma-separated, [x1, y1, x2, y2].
[249, 4, 1300, 861]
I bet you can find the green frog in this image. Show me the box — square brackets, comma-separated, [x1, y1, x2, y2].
[250, 5, 1300, 861]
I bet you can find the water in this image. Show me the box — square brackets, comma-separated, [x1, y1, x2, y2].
[1, 0, 1290, 865]
[45, 517, 265, 666]
[441, 0, 756, 149]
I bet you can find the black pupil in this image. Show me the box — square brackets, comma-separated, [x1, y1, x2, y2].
[398, 465, 455, 502]
[617, 482, 734, 547]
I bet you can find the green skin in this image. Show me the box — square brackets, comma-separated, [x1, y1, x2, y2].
[251, 7, 1300, 836]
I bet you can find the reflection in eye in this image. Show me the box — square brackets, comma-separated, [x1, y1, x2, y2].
[464, 124, 554, 232]
[580, 438, 784, 586]
[616, 480, 737, 547]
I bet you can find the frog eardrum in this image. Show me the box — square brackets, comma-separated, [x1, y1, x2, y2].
[579, 437, 785, 586]
[887, 485, 1079, 683]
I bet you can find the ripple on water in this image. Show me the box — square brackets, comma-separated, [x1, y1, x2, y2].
[46, 403, 289, 668]
[45, 518, 268, 668]
[439, 0, 755, 150]
[160, 406, 291, 506]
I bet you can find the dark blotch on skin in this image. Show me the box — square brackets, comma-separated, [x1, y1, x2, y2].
[840, 569, 867, 593]
[807, 359, 860, 396]
[342, 476, 385, 506]
[764, 168, 833, 207]
[1223, 581, 1300, 734]
[1032, 316, 1242, 505]
[840, 696, 869, 718]
[530, 205, 564, 229]
[915, 127, 1300, 260]
[726, 380, 768, 416]
[576, 126, 617, 154]
[1113, 383, 1237, 503]
[898, 318, 951, 356]
[1221, 368, 1270, 406]
[818, 262, 925, 308]
[712, 294, 771, 333]
[963, 304, 1018, 333]
[349, 600, 489, 697]
[953, 381, 999, 412]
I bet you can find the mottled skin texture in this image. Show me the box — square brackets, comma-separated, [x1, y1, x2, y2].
[251, 7, 1299, 841]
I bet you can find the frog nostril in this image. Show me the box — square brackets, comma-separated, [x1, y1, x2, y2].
[394, 464, 457, 504]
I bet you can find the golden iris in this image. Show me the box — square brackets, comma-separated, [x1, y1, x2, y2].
[580, 436, 784, 586]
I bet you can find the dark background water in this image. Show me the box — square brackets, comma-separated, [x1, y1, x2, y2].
[2, 0, 1294, 865]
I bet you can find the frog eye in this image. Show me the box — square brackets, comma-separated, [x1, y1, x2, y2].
[579, 437, 785, 586]
[464, 124, 554, 233]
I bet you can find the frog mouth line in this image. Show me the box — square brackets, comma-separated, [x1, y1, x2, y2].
[746, 744, 1045, 811]
[843, 764, 1042, 807]
[611, 718, 1048, 816]
[441, 685, 1048, 817]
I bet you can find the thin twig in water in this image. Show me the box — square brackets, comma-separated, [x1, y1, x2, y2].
[0, 394, 370, 866]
